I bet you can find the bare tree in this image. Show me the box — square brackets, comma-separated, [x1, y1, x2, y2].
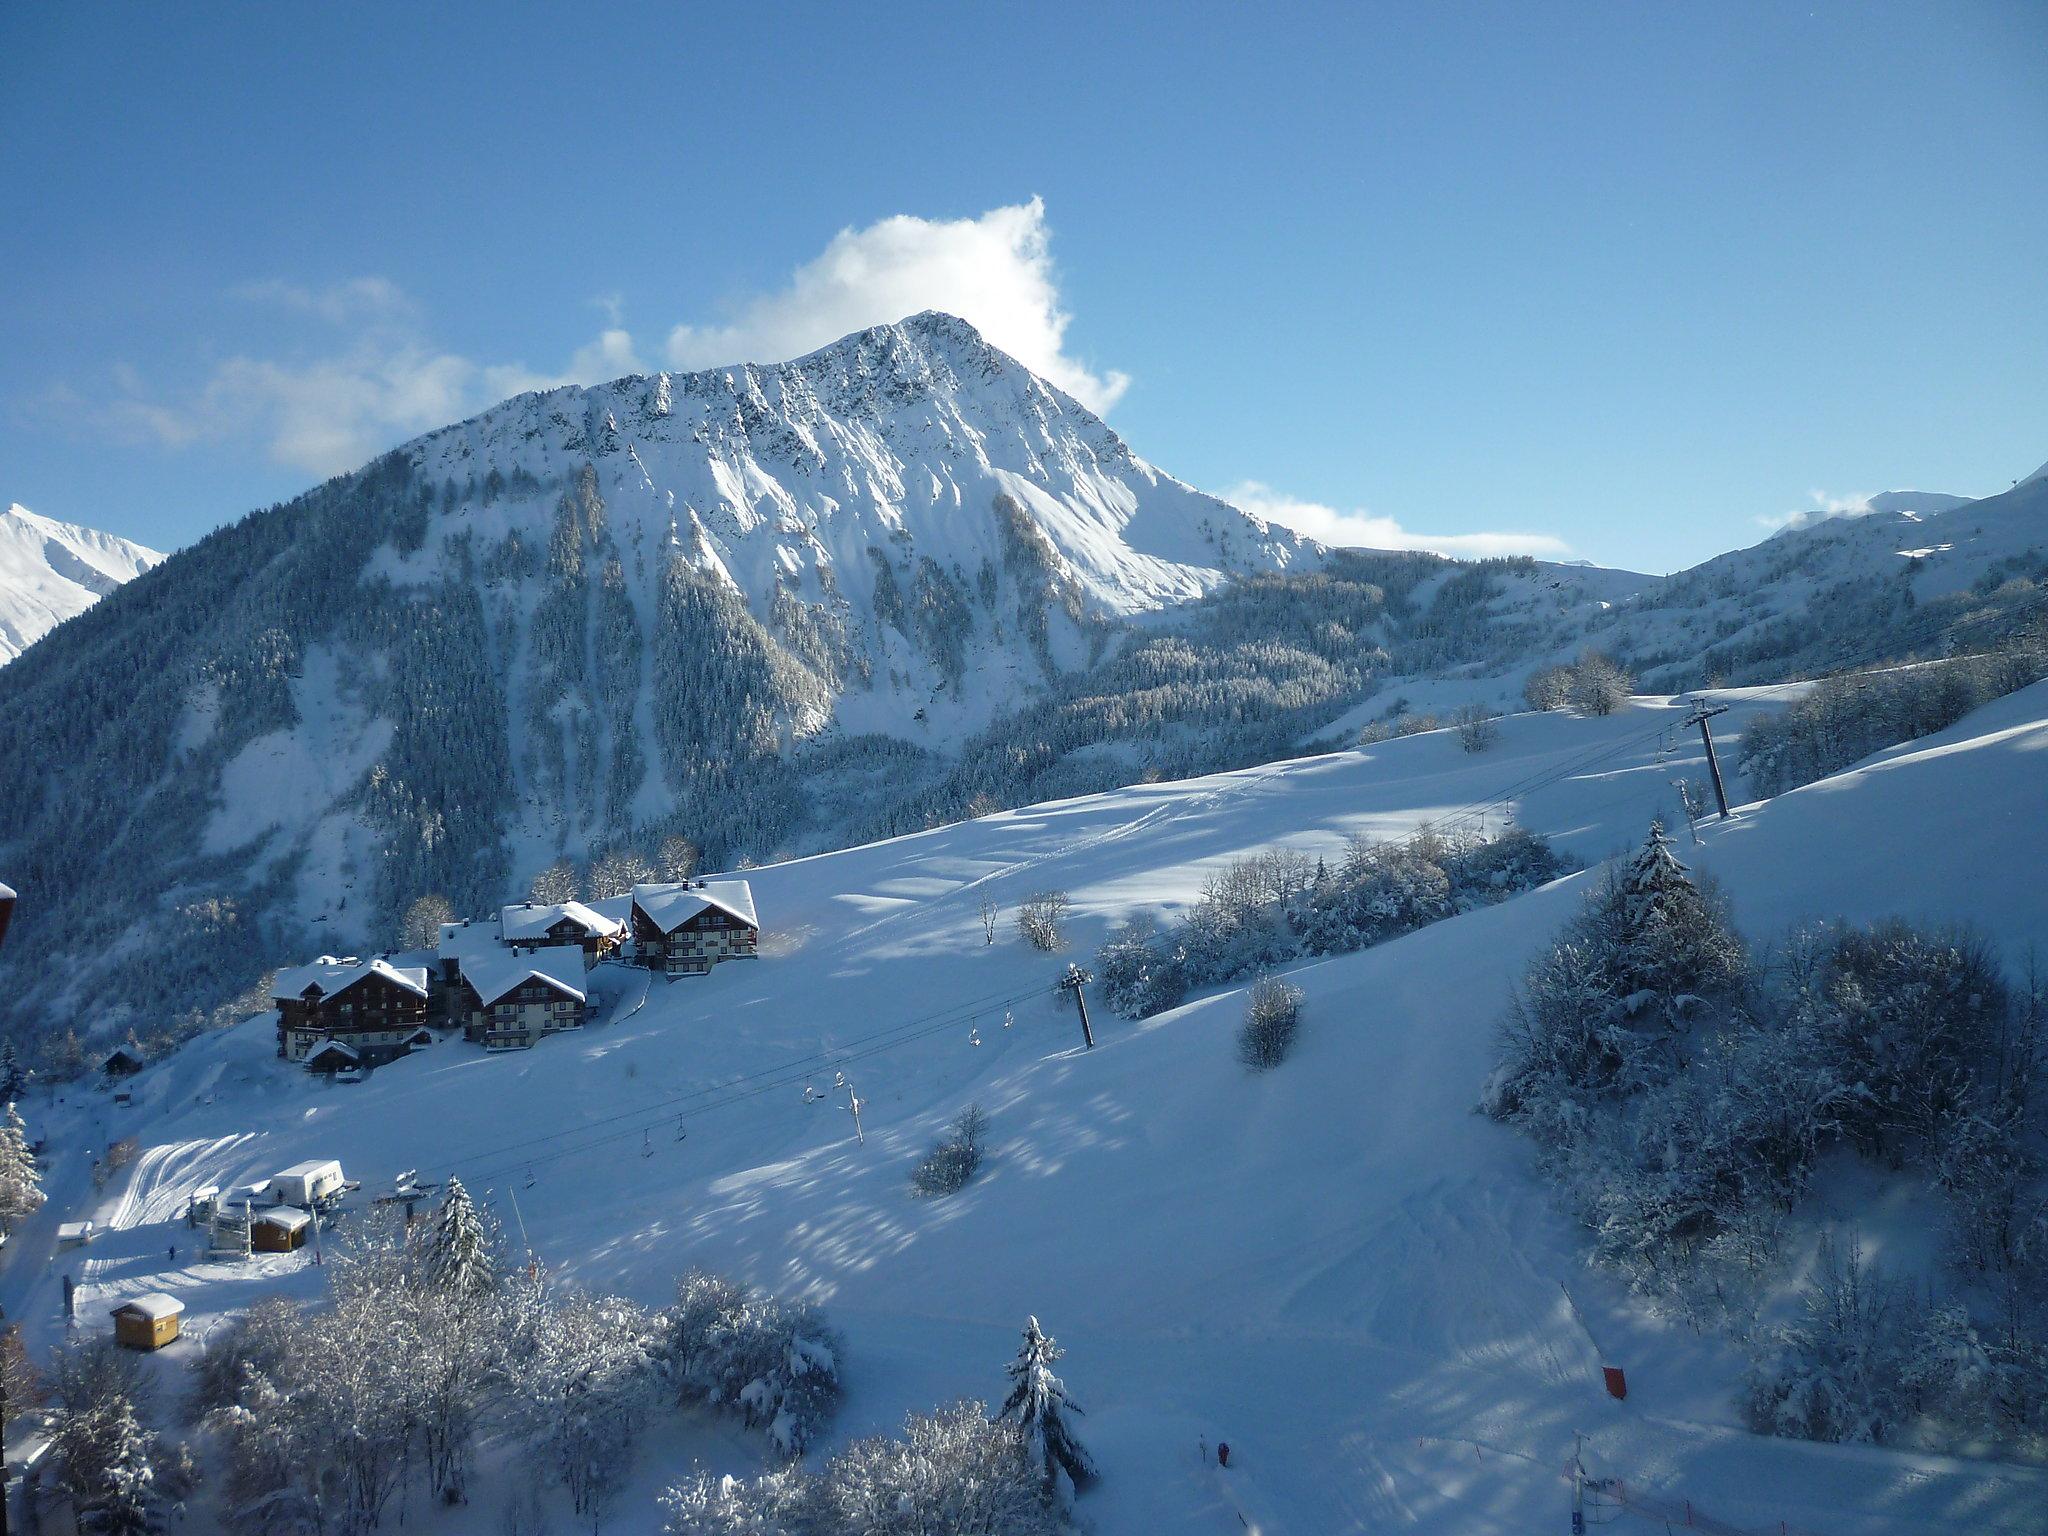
[400, 892, 455, 950]
[656, 834, 700, 883]
[1455, 704, 1500, 753]
[1568, 652, 1633, 716]
[588, 847, 654, 901]
[978, 898, 1000, 946]
[528, 858, 581, 906]
[1017, 892, 1071, 952]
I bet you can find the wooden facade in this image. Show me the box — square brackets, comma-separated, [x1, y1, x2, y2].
[111, 1295, 183, 1351]
[629, 881, 760, 977]
[275, 962, 431, 1065]
[454, 970, 587, 1051]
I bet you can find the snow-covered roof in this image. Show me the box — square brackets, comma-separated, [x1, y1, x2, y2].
[56, 1220, 93, 1239]
[438, 918, 501, 964]
[277, 1159, 343, 1181]
[304, 1039, 360, 1064]
[500, 900, 624, 942]
[252, 1207, 312, 1232]
[112, 1293, 183, 1321]
[100, 1045, 144, 1066]
[630, 878, 759, 935]
[273, 956, 430, 1003]
[0, 881, 13, 900]
[460, 946, 588, 1006]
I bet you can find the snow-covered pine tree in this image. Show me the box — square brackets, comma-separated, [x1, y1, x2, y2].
[0, 1041, 26, 1103]
[96, 1396, 163, 1536]
[0, 1101, 45, 1228]
[422, 1176, 496, 1299]
[999, 1316, 1096, 1497]
[1589, 821, 1747, 1033]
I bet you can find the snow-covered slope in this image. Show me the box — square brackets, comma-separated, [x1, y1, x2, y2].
[0, 502, 162, 663]
[1578, 475, 2048, 685]
[17, 684, 2047, 1534]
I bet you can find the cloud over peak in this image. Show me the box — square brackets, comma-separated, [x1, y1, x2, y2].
[664, 199, 1128, 414]
[1222, 480, 1571, 561]
[59, 200, 1128, 478]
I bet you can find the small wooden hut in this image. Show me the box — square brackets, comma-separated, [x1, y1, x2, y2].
[251, 1206, 312, 1253]
[110, 1293, 184, 1351]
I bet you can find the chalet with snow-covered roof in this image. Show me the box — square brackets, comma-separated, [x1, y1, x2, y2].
[273, 956, 432, 1066]
[452, 948, 589, 1050]
[629, 878, 759, 977]
[99, 1044, 145, 1078]
[498, 900, 626, 966]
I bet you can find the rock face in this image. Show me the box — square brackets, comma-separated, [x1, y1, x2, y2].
[0, 502, 162, 664]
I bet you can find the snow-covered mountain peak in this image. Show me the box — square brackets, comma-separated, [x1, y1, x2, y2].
[0, 502, 163, 664]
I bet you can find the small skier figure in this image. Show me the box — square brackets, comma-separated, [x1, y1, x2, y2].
[1217, 1442, 1231, 1468]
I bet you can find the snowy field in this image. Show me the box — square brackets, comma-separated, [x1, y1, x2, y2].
[8, 685, 2048, 1534]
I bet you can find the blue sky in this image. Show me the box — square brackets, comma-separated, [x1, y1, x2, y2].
[3, 1, 2043, 572]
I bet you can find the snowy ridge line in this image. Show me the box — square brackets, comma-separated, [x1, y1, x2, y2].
[447, 978, 1054, 1188]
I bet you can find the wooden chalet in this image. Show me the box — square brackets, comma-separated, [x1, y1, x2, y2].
[452, 949, 589, 1050]
[498, 900, 626, 966]
[99, 1044, 145, 1078]
[110, 1293, 183, 1351]
[273, 957, 432, 1066]
[629, 879, 759, 977]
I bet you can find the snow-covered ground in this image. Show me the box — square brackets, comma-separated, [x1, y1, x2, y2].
[0, 502, 161, 664]
[8, 685, 2047, 1534]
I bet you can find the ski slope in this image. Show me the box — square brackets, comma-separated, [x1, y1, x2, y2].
[10, 684, 2048, 1534]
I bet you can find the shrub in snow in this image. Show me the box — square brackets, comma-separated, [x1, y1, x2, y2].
[1094, 913, 1186, 1020]
[911, 1104, 990, 1198]
[1568, 651, 1633, 715]
[1455, 703, 1500, 752]
[1017, 891, 1071, 952]
[1744, 1234, 1927, 1445]
[663, 1402, 1061, 1536]
[1238, 975, 1303, 1071]
[820, 1401, 1065, 1535]
[1780, 918, 2008, 1165]
[661, 1269, 843, 1457]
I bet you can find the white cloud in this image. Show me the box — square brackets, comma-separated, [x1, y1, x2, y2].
[662, 197, 1129, 414]
[93, 281, 604, 477]
[1755, 489, 1876, 532]
[81, 200, 1127, 477]
[1222, 480, 1571, 561]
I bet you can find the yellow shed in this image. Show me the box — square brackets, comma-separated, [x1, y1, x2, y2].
[110, 1293, 184, 1351]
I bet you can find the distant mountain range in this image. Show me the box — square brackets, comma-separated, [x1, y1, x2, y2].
[0, 313, 2040, 1049]
[0, 503, 161, 664]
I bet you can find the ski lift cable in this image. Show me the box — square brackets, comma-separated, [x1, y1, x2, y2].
[445, 979, 1050, 1184]
[437, 975, 1046, 1170]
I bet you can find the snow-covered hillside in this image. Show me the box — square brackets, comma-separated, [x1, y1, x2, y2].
[0, 502, 161, 663]
[16, 684, 2047, 1534]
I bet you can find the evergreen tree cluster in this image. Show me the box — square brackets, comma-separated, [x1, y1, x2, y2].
[1485, 825, 2048, 1457]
